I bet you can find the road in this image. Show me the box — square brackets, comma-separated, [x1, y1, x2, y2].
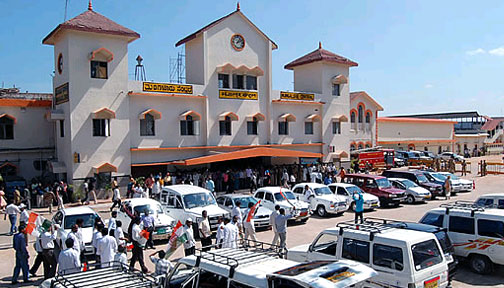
[0, 156, 503, 287]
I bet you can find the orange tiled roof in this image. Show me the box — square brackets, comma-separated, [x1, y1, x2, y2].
[0, 99, 52, 107]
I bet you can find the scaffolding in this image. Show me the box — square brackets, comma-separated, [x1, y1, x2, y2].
[169, 52, 185, 84]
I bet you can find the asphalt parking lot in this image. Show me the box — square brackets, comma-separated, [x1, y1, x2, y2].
[0, 156, 503, 287]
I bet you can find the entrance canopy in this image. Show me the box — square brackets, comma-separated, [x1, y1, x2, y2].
[176, 147, 322, 166]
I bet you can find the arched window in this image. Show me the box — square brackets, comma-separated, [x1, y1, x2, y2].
[350, 144, 356, 152]
[358, 144, 363, 150]
[365, 144, 371, 148]
[140, 113, 155, 136]
[220, 116, 232, 135]
[358, 105, 363, 123]
[0, 115, 14, 139]
[181, 115, 195, 135]
[365, 112, 371, 124]
[350, 111, 356, 123]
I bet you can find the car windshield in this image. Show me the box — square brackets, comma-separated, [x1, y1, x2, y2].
[64, 213, 98, 230]
[314, 187, 333, 196]
[236, 197, 258, 208]
[400, 179, 417, 188]
[346, 186, 362, 195]
[412, 239, 443, 271]
[274, 191, 296, 201]
[134, 203, 163, 216]
[434, 231, 454, 254]
[432, 173, 446, 181]
[416, 174, 429, 183]
[183, 192, 216, 209]
[376, 178, 392, 188]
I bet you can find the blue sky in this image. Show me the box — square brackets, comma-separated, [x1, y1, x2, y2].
[2, 0, 504, 116]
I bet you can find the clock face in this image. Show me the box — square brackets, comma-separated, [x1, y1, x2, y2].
[231, 34, 245, 51]
[57, 53, 63, 74]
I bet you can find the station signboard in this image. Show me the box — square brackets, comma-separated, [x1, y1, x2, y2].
[142, 82, 193, 94]
[280, 91, 314, 101]
[219, 90, 258, 100]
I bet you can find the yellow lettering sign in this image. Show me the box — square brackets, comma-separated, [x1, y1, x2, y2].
[280, 91, 314, 101]
[143, 82, 193, 94]
[219, 90, 258, 100]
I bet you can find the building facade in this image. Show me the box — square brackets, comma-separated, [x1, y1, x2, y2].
[348, 91, 383, 151]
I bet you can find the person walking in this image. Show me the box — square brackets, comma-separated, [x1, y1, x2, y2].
[127, 177, 135, 199]
[223, 217, 238, 249]
[6, 202, 20, 235]
[97, 228, 118, 267]
[198, 211, 212, 252]
[275, 208, 295, 256]
[92, 221, 104, 264]
[182, 219, 196, 256]
[129, 217, 149, 273]
[108, 210, 117, 233]
[12, 224, 31, 284]
[461, 160, 467, 176]
[270, 205, 280, 246]
[58, 238, 81, 275]
[141, 209, 155, 250]
[29, 233, 44, 277]
[243, 202, 258, 245]
[41, 225, 57, 279]
[352, 190, 364, 224]
[215, 217, 225, 249]
[110, 185, 121, 211]
[444, 176, 452, 200]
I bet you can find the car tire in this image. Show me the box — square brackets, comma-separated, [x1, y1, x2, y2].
[379, 198, 388, 208]
[406, 195, 415, 204]
[470, 254, 493, 275]
[316, 205, 327, 217]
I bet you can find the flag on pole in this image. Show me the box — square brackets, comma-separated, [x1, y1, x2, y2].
[246, 200, 261, 222]
[165, 221, 186, 259]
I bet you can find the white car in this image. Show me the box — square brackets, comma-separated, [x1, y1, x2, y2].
[291, 183, 348, 217]
[438, 172, 472, 192]
[439, 152, 464, 162]
[52, 207, 102, 256]
[328, 183, 380, 211]
[389, 178, 431, 204]
[160, 185, 230, 235]
[216, 194, 272, 228]
[253, 187, 310, 222]
[475, 193, 504, 209]
[117, 198, 175, 240]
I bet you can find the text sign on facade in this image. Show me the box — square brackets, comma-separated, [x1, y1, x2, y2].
[219, 90, 258, 100]
[142, 82, 193, 94]
[280, 91, 315, 101]
[54, 82, 69, 105]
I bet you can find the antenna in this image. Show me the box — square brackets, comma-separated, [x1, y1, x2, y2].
[134, 55, 146, 81]
[64, 0, 69, 21]
[169, 51, 185, 84]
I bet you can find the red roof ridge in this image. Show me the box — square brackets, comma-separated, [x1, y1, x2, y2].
[43, 9, 140, 45]
[284, 45, 358, 70]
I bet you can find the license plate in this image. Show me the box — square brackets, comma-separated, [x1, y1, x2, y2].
[372, 203, 379, 207]
[157, 228, 166, 234]
[300, 211, 308, 217]
[424, 276, 440, 288]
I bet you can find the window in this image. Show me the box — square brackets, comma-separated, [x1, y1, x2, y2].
[411, 239, 443, 271]
[246, 76, 257, 90]
[366, 112, 371, 124]
[93, 119, 110, 137]
[358, 144, 363, 150]
[279, 121, 289, 135]
[373, 244, 404, 271]
[219, 116, 232, 135]
[33, 160, 48, 171]
[255, 191, 264, 200]
[265, 193, 275, 202]
[312, 233, 338, 256]
[232, 74, 244, 89]
[350, 111, 356, 124]
[478, 219, 504, 238]
[90, 61, 107, 79]
[499, 200, 504, 209]
[140, 114, 155, 136]
[218, 73, 230, 88]
[247, 118, 258, 135]
[350, 144, 356, 152]
[358, 106, 363, 123]
[305, 122, 313, 135]
[332, 122, 341, 134]
[181, 115, 198, 136]
[59, 120, 64, 137]
[0, 116, 14, 140]
[476, 198, 493, 207]
[336, 187, 348, 196]
[449, 216, 475, 234]
[342, 238, 370, 263]
[332, 84, 340, 96]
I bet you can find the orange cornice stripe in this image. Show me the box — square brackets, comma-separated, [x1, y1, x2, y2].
[128, 92, 207, 99]
[272, 99, 324, 105]
[130, 142, 324, 152]
[377, 139, 456, 144]
[0, 99, 52, 107]
[377, 117, 457, 124]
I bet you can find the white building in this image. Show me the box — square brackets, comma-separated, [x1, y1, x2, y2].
[349, 91, 383, 151]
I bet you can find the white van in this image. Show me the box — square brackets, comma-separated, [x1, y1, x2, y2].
[160, 185, 230, 235]
[288, 220, 450, 288]
[291, 183, 348, 217]
[166, 244, 378, 288]
[420, 202, 504, 274]
[253, 186, 310, 222]
[475, 193, 504, 209]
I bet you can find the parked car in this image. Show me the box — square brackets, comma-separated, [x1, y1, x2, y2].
[475, 193, 504, 209]
[389, 178, 431, 204]
[216, 194, 272, 228]
[327, 183, 380, 211]
[437, 172, 473, 192]
[52, 207, 102, 256]
[420, 203, 504, 274]
[411, 150, 432, 160]
[394, 156, 406, 167]
[117, 198, 175, 240]
[422, 151, 437, 159]
[439, 152, 464, 162]
[382, 170, 443, 198]
[291, 183, 348, 217]
[396, 150, 419, 163]
[287, 220, 450, 288]
[253, 187, 310, 223]
[160, 185, 230, 236]
[343, 174, 406, 207]
[421, 171, 462, 193]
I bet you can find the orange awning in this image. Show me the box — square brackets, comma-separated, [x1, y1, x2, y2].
[278, 113, 296, 122]
[219, 112, 239, 121]
[93, 108, 116, 119]
[305, 114, 321, 122]
[332, 115, 348, 122]
[89, 47, 114, 62]
[179, 110, 201, 121]
[181, 147, 322, 166]
[139, 109, 162, 120]
[92, 162, 118, 174]
[0, 113, 17, 124]
[246, 112, 266, 121]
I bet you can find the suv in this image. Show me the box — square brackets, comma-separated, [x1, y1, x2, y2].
[287, 220, 450, 288]
[160, 185, 230, 236]
[328, 183, 380, 211]
[166, 243, 378, 288]
[343, 174, 406, 207]
[52, 207, 102, 256]
[291, 183, 348, 217]
[420, 203, 504, 274]
[254, 187, 310, 223]
[216, 194, 272, 228]
[382, 170, 443, 198]
[475, 193, 504, 209]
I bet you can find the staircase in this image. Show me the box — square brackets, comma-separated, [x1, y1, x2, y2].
[485, 129, 503, 144]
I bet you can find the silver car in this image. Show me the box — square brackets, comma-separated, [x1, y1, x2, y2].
[216, 194, 272, 228]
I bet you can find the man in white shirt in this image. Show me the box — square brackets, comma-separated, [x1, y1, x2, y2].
[243, 202, 257, 245]
[97, 228, 117, 267]
[114, 220, 127, 247]
[269, 205, 280, 246]
[223, 216, 238, 249]
[67, 225, 81, 255]
[198, 211, 212, 252]
[113, 246, 128, 268]
[19, 204, 29, 225]
[6, 203, 20, 235]
[58, 238, 81, 275]
[215, 217, 224, 248]
[303, 185, 315, 210]
[108, 211, 117, 232]
[75, 219, 85, 258]
[275, 208, 295, 254]
[129, 217, 149, 273]
[183, 219, 196, 256]
[110, 187, 121, 211]
[231, 201, 243, 241]
[91, 222, 104, 263]
[41, 225, 57, 279]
